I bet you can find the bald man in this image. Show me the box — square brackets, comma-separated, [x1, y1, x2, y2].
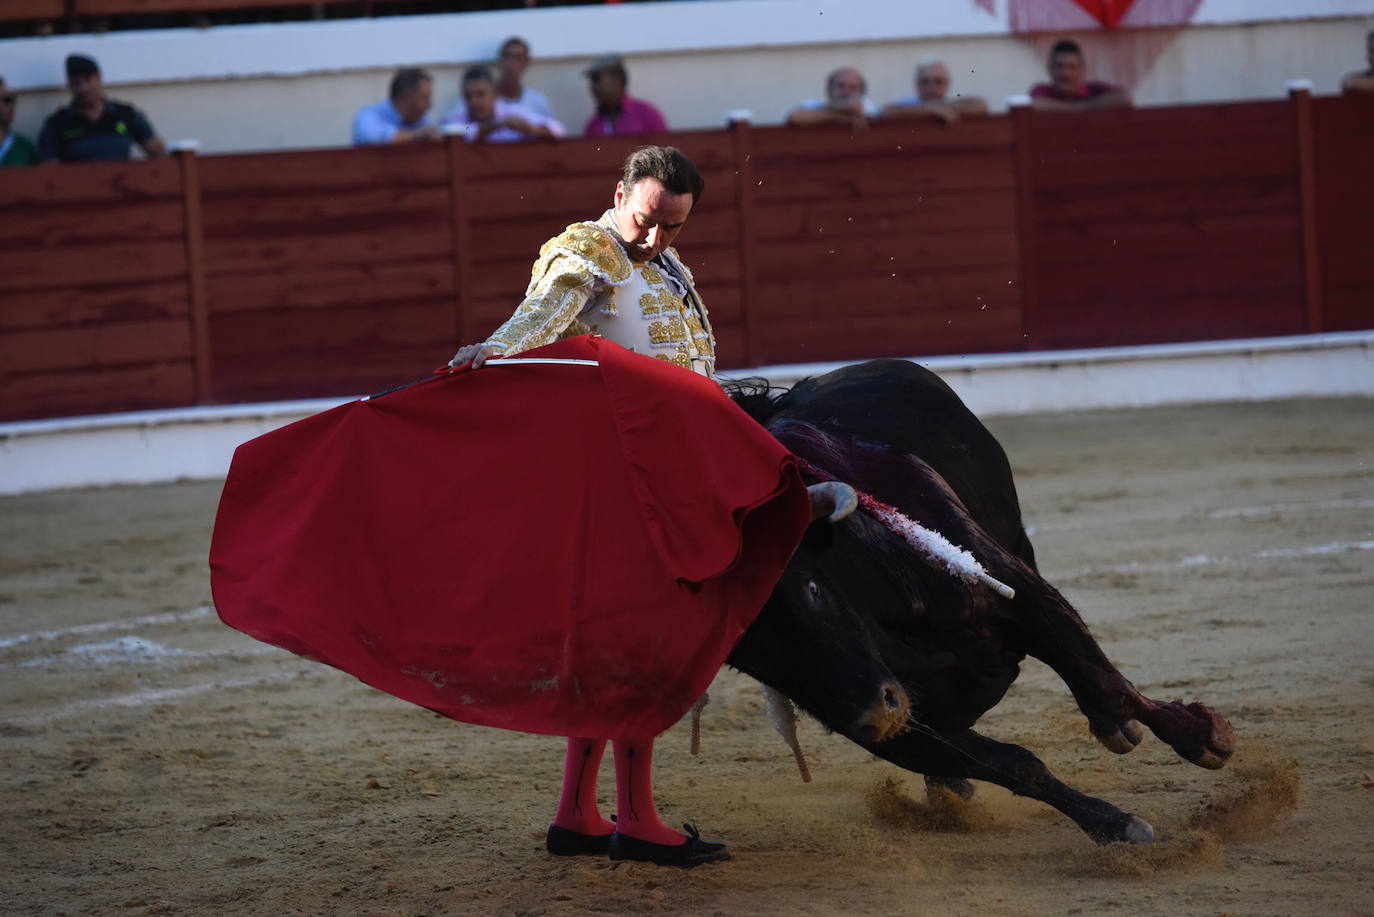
[785, 67, 879, 130]
[881, 60, 988, 124]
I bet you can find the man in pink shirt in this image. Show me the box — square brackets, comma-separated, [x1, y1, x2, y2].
[582, 54, 668, 138]
[1030, 39, 1131, 111]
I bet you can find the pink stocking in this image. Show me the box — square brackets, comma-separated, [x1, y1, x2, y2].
[612, 738, 686, 846]
[553, 737, 615, 836]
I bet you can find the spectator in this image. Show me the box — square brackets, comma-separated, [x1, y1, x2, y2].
[881, 59, 988, 124]
[36, 55, 166, 163]
[0, 78, 37, 167]
[441, 66, 565, 143]
[1029, 39, 1131, 111]
[352, 68, 440, 146]
[583, 54, 668, 138]
[496, 37, 556, 119]
[1340, 29, 1374, 94]
[785, 67, 879, 129]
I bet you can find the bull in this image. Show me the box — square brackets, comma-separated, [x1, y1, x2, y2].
[723, 358, 1236, 845]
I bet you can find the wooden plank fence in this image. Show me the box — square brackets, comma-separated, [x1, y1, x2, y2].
[1, 91, 1371, 422]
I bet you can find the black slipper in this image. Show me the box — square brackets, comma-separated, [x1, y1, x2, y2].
[607, 823, 731, 867]
[546, 823, 614, 856]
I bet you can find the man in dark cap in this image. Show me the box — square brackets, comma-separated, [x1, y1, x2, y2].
[582, 53, 668, 138]
[37, 54, 167, 163]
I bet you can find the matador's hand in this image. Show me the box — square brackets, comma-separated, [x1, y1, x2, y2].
[450, 343, 494, 369]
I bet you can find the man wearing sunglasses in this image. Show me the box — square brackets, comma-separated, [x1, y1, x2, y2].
[0, 78, 36, 167]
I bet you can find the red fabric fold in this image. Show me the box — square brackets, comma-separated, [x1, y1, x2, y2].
[209, 336, 810, 739]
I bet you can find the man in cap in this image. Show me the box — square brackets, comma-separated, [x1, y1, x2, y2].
[37, 54, 166, 163]
[582, 54, 668, 138]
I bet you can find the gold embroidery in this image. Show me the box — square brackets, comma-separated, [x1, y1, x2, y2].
[540, 223, 632, 284]
[647, 316, 688, 346]
[656, 351, 693, 370]
[638, 288, 678, 319]
[487, 256, 595, 355]
[639, 263, 664, 286]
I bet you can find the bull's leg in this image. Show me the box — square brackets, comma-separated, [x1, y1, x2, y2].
[1005, 576, 1235, 770]
[869, 726, 1154, 845]
[892, 456, 1235, 771]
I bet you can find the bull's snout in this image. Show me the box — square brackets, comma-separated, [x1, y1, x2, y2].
[851, 679, 911, 745]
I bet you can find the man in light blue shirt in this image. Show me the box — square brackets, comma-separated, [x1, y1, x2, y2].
[352, 68, 440, 145]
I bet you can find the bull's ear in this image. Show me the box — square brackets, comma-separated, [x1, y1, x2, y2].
[806, 481, 858, 523]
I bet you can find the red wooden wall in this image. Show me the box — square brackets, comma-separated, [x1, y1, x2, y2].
[1020, 100, 1307, 349]
[0, 158, 197, 418]
[1310, 94, 1374, 332]
[2, 92, 1371, 423]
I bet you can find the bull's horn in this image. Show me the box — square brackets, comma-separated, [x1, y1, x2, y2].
[807, 481, 858, 522]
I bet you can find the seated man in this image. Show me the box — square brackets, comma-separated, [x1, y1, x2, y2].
[441, 66, 565, 143]
[1340, 29, 1374, 94]
[1029, 39, 1131, 111]
[785, 67, 879, 129]
[0, 78, 37, 166]
[352, 68, 440, 145]
[496, 37, 556, 120]
[583, 54, 668, 138]
[881, 59, 988, 124]
[37, 55, 166, 163]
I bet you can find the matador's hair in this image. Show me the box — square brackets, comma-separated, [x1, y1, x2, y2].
[622, 146, 704, 207]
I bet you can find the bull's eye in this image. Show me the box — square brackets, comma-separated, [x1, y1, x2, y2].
[807, 579, 819, 601]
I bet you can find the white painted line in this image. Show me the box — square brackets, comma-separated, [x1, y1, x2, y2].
[1025, 497, 1374, 535]
[2, 668, 316, 727]
[0, 606, 216, 650]
[5, 636, 286, 671]
[1207, 498, 1374, 519]
[1052, 540, 1374, 581]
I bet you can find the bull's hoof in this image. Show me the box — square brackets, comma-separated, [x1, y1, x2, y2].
[1176, 702, 1236, 770]
[1092, 718, 1144, 754]
[1122, 815, 1154, 845]
[1093, 814, 1154, 846]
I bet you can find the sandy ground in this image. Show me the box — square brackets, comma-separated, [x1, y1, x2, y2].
[2, 397, 1372, 916]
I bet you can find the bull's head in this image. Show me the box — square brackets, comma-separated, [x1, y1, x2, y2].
[729, 490, 913, 746]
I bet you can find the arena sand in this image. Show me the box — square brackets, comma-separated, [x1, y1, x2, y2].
[1, 397, 1371, 916]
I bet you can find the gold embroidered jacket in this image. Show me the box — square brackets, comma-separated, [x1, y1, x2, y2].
[483, 211, 716, 377]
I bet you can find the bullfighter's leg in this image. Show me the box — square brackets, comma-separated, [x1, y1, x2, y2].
[870, 726, 1154, 845]
[894, 455, 1234, 771]
[546, 738, 615, 855]
[606, 738, 731, 866]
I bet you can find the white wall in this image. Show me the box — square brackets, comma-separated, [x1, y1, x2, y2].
[2, 0, 1371, 154]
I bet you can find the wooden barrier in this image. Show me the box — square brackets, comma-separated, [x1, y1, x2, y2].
[1310, 93, 1374, 333]
[2, 95, 1372, 423]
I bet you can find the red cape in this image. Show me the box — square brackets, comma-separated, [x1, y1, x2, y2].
[209, 336, 811, 739]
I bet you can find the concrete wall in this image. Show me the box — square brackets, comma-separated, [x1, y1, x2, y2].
[2, 0, 1371, 154]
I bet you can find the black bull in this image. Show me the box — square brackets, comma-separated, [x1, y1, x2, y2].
[723, 359, 1236, 845]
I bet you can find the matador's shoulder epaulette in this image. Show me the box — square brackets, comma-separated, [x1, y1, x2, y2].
[539, 222, 632, 285]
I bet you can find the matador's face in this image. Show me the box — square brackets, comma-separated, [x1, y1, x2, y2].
[613, 177, 693, 262]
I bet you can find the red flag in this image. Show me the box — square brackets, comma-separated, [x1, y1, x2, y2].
[209, 336, 811, 739]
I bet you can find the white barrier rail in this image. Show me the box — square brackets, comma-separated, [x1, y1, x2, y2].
[2, 331, 1371, 496]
